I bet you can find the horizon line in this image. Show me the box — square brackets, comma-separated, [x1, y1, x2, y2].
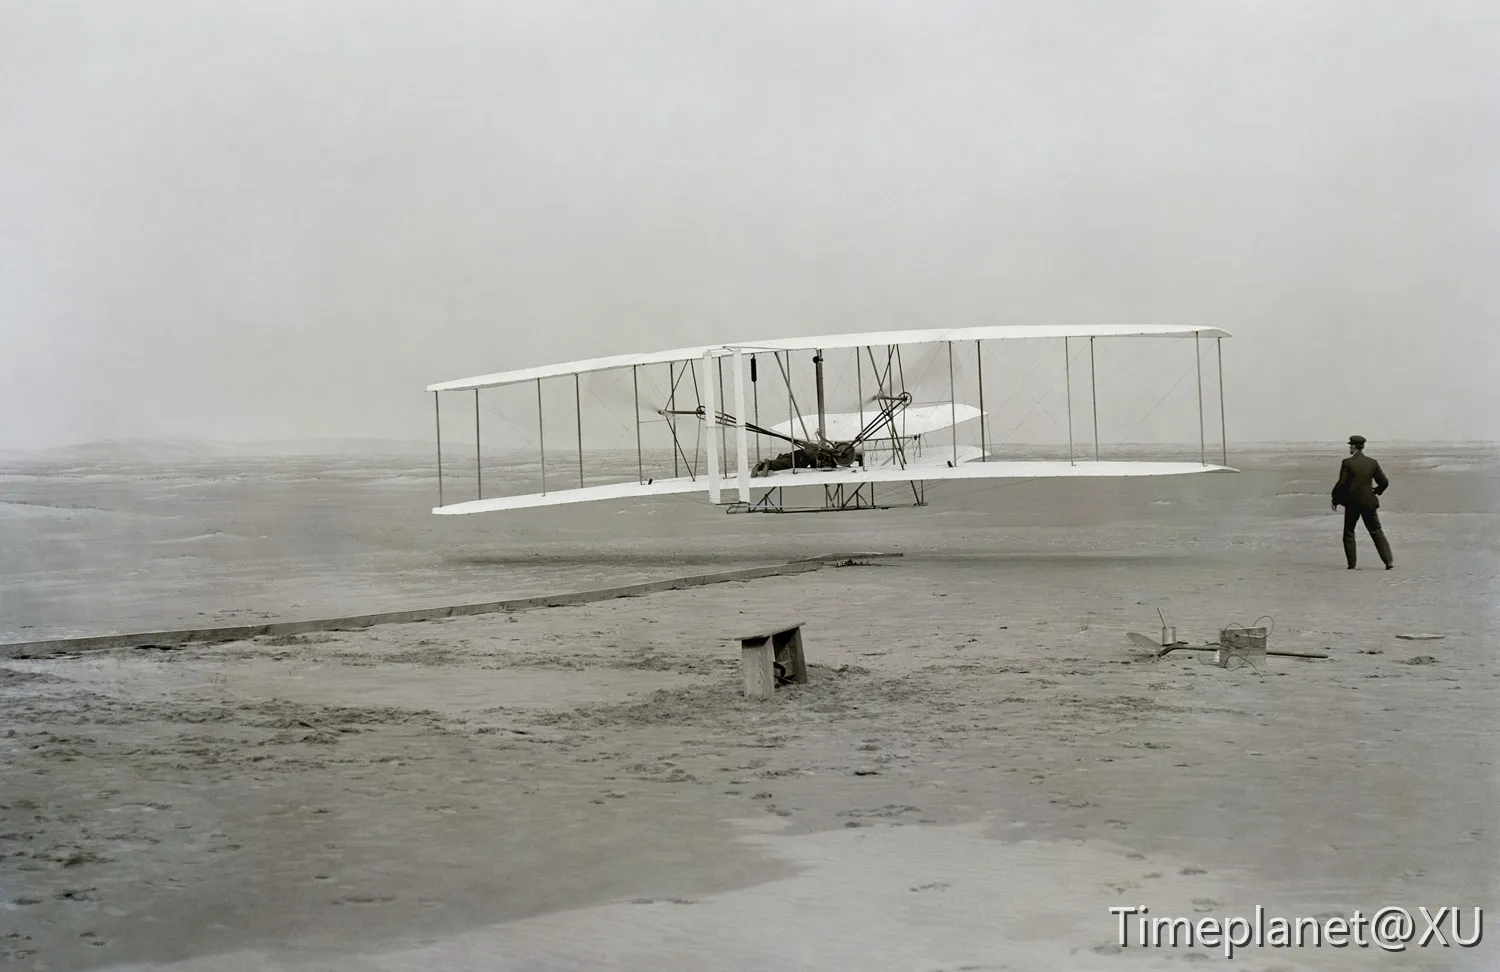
[4, 435, 1499, 455]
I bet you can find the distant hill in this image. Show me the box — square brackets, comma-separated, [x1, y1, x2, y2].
[217, 438, 437, 457]
[0, 437, 437, 460]
[2, 438, 233, 460]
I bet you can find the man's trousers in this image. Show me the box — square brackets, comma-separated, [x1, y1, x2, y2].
[1343, 505, 1394, 568]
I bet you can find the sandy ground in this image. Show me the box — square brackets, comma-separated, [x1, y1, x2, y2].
[2, 446, 1497, 970]
[4, 542, 1497, 971]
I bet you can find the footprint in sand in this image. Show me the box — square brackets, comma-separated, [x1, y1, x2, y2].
[1180, 867, 1207, 875]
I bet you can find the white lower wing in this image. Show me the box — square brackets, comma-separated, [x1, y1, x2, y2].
[734, 460, 1235, 489]
[433, 477, 707, 514]
[433, 460, 1236, 514]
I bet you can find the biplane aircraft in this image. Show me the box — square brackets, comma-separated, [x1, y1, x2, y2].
[425, 324, 1235, 516]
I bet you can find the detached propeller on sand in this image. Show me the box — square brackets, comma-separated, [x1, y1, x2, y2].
[1125, 632, 1328, 660]
[1126, 611, 1328, 660]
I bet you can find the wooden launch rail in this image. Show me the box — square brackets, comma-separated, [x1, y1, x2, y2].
[0, 552, 901, 660]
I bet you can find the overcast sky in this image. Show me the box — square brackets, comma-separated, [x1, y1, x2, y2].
[2, 0, 1496, 449]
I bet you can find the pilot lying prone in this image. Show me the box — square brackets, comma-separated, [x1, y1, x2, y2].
[751, 443, 862, 477]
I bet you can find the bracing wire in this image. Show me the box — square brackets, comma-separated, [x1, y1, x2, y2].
[1089, 335, 1182, 390]
[1102, 358, 1200, 461]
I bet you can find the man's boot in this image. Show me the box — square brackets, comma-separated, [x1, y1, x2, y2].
[1371, 529, 1394, 569]
[1343, 532, 1358, 569]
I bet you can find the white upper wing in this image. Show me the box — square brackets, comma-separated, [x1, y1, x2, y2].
[426, 324, 1232, 392]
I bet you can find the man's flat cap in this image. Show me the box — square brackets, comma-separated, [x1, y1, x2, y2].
[1348, 435, 1367, 446]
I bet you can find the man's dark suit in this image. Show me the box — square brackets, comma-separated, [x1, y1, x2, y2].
[1332, 451, 1393, 568]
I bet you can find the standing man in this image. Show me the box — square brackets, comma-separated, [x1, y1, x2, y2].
[1331, 435, 1394, 570]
